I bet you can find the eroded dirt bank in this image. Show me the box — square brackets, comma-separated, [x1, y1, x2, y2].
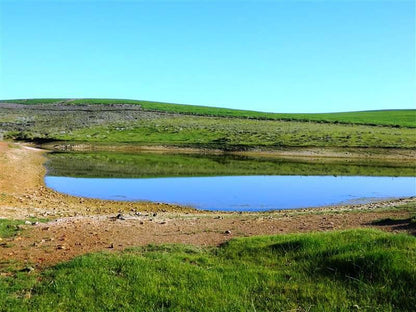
[0, 141, 415, 268]
[0, 142, 195, 219]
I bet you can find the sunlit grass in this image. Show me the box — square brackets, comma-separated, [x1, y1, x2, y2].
[2, 99, 415, 149]
[2, 98, 415, 127]
[1, 229, 415, 311]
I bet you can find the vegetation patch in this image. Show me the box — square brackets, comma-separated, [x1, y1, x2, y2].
[0, 218, 48, 240]
[1, 101, 415, 150]
[3, 98, 415, 128]
[371, 215, 416, 235]
[0, 219, 25, 239]
[0, 229, 415, 311]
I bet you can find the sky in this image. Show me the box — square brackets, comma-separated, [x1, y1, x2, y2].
[0, 0, 414, 113]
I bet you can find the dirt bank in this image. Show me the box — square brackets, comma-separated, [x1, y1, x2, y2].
[0, 141, 414, 268]
[0, 142, 195, 219]
[41, 141, 416, 162]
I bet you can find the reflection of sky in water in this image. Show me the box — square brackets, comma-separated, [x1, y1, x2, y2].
[45, 176, 416, 212]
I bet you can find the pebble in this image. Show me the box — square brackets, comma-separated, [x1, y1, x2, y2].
[116, 213, 125, 220]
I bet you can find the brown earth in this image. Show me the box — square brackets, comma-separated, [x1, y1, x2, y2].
[0, 142, 196, 219]
[0, 141, 415, 268]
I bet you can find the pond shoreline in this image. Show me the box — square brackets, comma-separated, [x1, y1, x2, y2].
[0, 140, 414, 218]
[1, 141, 415, 267]
[37, 141, 416, 161]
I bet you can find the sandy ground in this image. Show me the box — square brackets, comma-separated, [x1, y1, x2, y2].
[0, 141, 415, 268]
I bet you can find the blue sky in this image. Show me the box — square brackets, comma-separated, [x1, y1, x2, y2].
[0, 0, 414, 113]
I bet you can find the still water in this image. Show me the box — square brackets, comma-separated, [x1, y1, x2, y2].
[45, 175, 416, 212]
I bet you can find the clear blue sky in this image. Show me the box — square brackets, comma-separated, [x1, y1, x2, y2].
[0, 0, 414, 113]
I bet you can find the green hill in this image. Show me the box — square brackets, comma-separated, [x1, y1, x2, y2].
[2, 98, 415, 128]
[1, 98, 415, 150]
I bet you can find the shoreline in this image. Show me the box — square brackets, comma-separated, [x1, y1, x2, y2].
[38, 141, 416, 162]
[0, 140, 415, 267]
[0, 141, 414, 219]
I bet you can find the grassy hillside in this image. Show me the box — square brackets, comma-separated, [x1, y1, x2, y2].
[1, 99, 415, 151]
[2, 98, 415, 128]
[1, 229, 415, 311]
[1, 100, 415, 150]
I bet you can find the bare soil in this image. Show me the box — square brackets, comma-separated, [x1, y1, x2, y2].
[0, 141, 414, 268]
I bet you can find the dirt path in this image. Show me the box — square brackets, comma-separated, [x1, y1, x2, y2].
[0, 141, 415, 268]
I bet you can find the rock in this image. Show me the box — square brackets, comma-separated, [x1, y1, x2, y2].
[20, 266, 35, 273]
[153, 212, 157, 217]
[24, 221, 32, 225]
[224, 230, 231, 235]
[116, 213, 125, 220]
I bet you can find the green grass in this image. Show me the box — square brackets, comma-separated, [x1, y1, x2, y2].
[1, 99, 68, 105]
[2, 98, 415, 150]
[1, 229, 415, 311]
[0, 219, 25, 239]
[2, 98, 415, 127]
[57, 98, 416, 128]
[58, 116, 416, 149]
[0, 218, 49, 239]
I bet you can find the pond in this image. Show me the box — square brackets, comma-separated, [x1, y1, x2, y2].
[45, 151, 416, 211]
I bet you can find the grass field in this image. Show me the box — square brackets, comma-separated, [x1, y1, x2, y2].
[1, 100, 415, 150]
[1, 229, 415, 311]
[2, 98, 415, 127]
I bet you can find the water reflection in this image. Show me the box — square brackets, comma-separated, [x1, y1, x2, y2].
[46, 151, 416, 178]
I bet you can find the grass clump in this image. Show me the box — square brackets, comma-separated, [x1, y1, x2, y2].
[1, 229, 415, 311]
[0, 219, 25, 239]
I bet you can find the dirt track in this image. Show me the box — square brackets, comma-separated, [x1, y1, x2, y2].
[0, 142, 415, 267]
